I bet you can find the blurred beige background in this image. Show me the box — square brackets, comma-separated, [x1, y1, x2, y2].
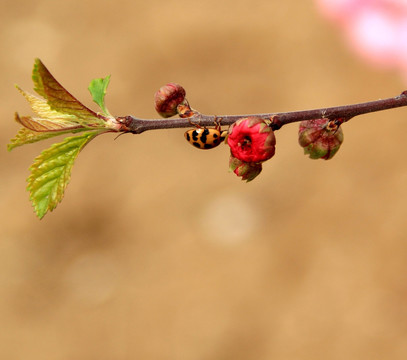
[1, 1, 407, 359]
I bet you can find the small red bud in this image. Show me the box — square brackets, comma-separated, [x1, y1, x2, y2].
[229, 155, 262, 182]
[154, 83, 186, 118]
[227, 117, 276, 163]
[298, 119, 344, 160]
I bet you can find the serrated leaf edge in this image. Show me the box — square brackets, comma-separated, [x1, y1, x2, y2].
[27, 131, 105, 219]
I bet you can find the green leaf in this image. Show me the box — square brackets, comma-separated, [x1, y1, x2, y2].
[8, 109, 103, 151]
[15, 85, 89, 127]
[7, 126, 88, 151]
[27, 131, 103, 219]
[32, 58, 105, 125]
[88, 75, 111, 116]
[13, 110, 83, 133]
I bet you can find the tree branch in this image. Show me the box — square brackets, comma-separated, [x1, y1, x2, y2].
[118, 90, 407, 133]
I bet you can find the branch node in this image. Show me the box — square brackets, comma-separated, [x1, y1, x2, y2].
[270, 115, 283, 131]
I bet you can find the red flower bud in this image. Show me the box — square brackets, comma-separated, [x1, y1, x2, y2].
[154, 83, 186, 118]
[229, 155, 262, 182]
[227, 117, 276, 163]
[298, 119, 344, 160]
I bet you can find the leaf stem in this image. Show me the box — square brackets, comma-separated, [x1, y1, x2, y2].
[119, 90, 407, 133]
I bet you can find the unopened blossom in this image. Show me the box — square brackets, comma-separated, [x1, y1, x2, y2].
[298, 118, 344, 160]
[229, 155, 263, 182]
[154, 83, 186, 118]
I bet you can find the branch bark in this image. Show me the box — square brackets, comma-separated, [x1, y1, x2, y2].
[118, 90, 407, 134]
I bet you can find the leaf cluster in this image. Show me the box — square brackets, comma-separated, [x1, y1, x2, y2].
[9, 59, 113, 219]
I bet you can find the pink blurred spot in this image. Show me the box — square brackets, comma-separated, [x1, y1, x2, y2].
[345, 7, 399, 68]
[316, 0, 367, 23]
[315, 0, 407, 82]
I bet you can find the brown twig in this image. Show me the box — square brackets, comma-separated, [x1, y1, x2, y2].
[118, 90, 407, 133]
